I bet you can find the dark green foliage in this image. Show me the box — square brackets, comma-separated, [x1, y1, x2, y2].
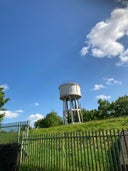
[0, 87, 10, 122]
[82, 99, 111, 122]
[97, 99, 111, 119]
[110, 95, 128, 117]
[82, 108, 98, 121]
[34, 111, 63, 128]
[82, 95, 128, 122]
[34, 95, 128, 127]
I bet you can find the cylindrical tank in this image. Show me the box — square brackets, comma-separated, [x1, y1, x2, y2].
[59, 82, 81, 100]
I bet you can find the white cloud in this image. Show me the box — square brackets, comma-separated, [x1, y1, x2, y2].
[93, 84, 105, 90]
[27, 113, 44, 127]
[105, 77, 122, 85]
[96, 95, 111, 100]
[0, 110, 20, 118]
[80, 46, 89, 56]
[0, 109, 24, 119]
[117, 49, 128, 66]
[81, 7, 128, 65]
[92, 77, 121, 91]
[34, 102, 39, 106]
[0, 84, 9, 91]
[119, 1, 128, 6]
[15, 109, 24, 113]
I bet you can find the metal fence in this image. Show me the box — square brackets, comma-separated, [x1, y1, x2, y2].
[0, 121, 29, 144]
[19, 129, 128, 171]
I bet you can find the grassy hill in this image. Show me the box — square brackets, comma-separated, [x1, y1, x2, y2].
[30, 117, 128, 134]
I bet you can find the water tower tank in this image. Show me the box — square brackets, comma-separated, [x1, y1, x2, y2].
[59, 82, 83, 124]
[59, 82, 81, 100]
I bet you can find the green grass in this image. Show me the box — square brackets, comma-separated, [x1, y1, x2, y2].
[20, 118, 128, 171]
[30, 117, 128, 134]
[21, 128, 123, 171]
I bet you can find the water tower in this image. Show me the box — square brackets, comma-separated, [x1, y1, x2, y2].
[59, 82, 83, 124]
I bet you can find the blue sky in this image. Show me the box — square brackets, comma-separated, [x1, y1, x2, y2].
[0, 0, 128, 126]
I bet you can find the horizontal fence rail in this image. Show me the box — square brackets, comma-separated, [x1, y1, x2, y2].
[19, 129, 128, 171]
[0, 121, 29, 144]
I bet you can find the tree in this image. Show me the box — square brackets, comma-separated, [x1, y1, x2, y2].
[34, 119, 42, 128]
[111, 95, 128, 117]
[89, 109, 98, 120]
[0, 87, 10, 122]
[82, 108, 98, 121]
[82, 108, 91, 121]
[97, 99, 111, 119]
[34, 111, 63, 128]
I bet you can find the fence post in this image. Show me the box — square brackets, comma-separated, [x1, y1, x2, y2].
[120, 129, 128, 170]
[17, 122, 21, 143]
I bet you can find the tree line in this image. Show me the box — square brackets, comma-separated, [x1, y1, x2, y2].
[82, 95, 128, 121]
[0, 87, 128, 128]
[34, 95, 128, 128]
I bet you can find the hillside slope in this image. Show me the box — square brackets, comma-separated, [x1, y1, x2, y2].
[30, 117, 128, 134]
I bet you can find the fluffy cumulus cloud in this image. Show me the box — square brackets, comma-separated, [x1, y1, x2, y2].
[0, 84, 9, 91]
[92, 77, 121, 91]
[27, 113, 44, 127]
[105, 77, 122, 85]
[4, 111, 19, 118]
[96, 94, 111, 100]
[92, 84, 105, 90]
[81, 6, 128, 66]
[0, 109, 23, 118]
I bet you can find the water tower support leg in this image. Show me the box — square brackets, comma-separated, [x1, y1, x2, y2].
[80, 111, 83, 122]
[70, 98, 74, 123]
[63, 100, 68, 124]
[75, 98, 81, 123]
